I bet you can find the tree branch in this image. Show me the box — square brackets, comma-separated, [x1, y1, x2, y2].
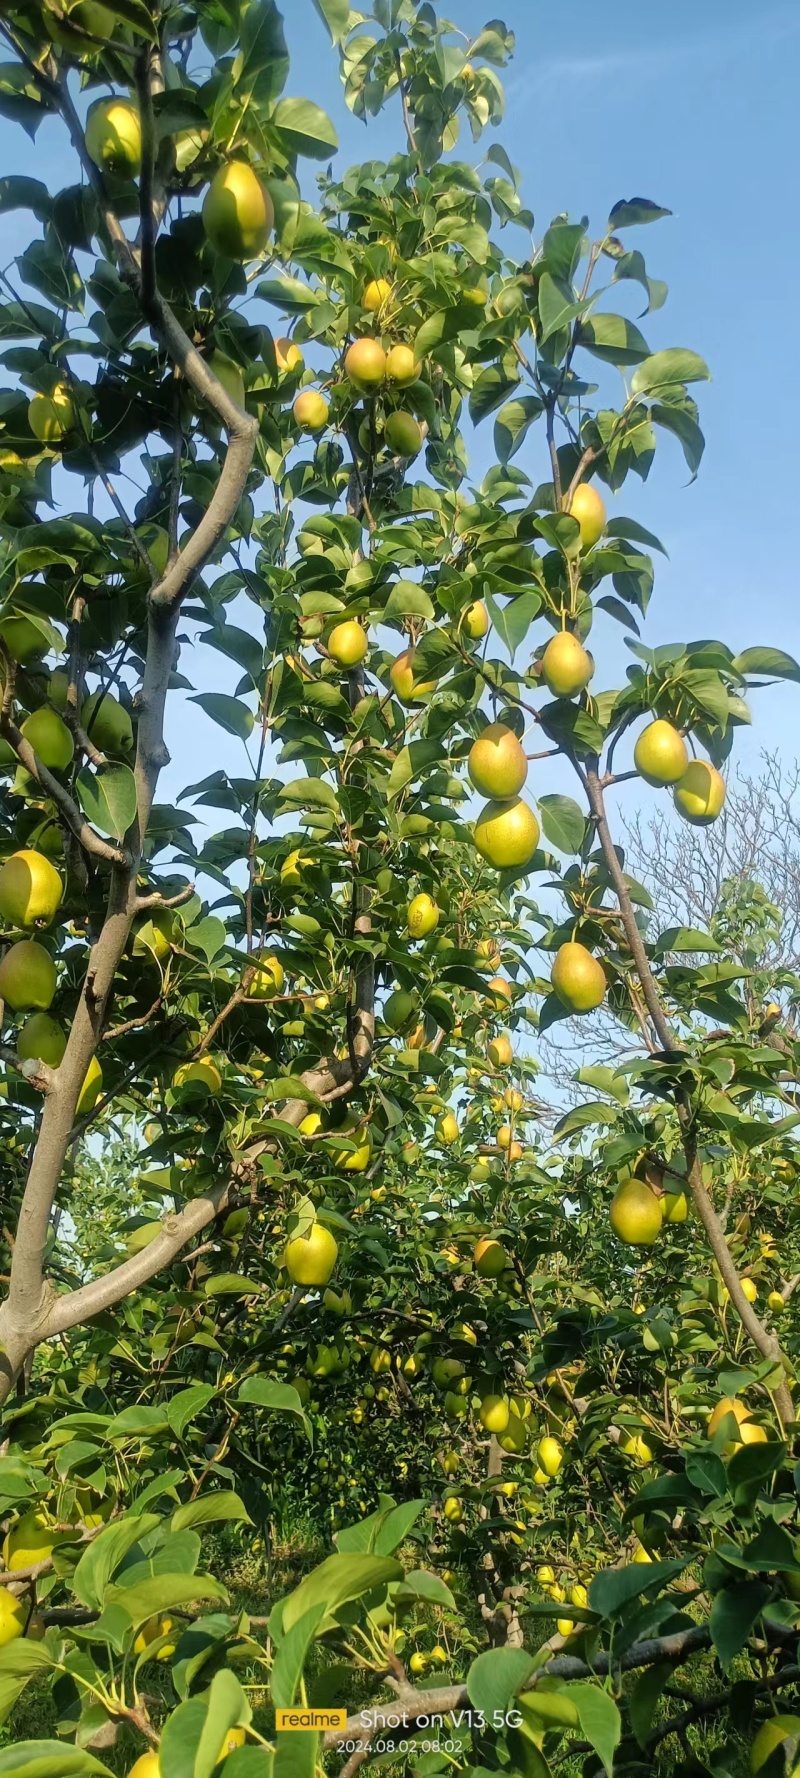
[0, 716, 125, 865]
[323, 1626, 716, 1749]
[584, 763, 793, 1424]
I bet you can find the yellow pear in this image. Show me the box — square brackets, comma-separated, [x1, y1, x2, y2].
[436, 1111, 459, 1145]
[0, 940, 57, 1010]
[550, 941, 606, 1014]
[327, 621, 368, 667]
[85, 98, 141, 175]
[81, 690, 133, 754]
[0, 1591, 26, 1648]
[468, 723, 527, 799]
[203, 161, 273, 260]
[172, 1055, 222, 1096]
[293, 390, 329, 432]
[634, 719, 688, 787]
[673, 760, 726, 825]
[389, 647, 436, 703]
[473, 1236, 507, 1277]
[462, 599, 489, 639]
[245, 951, 284, 998]
[0, 616, 50, 663]
[707, 1395, 751, 1442]
[0, 850, 62, 927]
[20, 708, 73, 771]
[384, 411, 422, 457]
[275, 336, 303, 373]
[17, 1012, 66, 1067]
[610, 1177, 663, 1246]
[474, 799, 540, 870]
[568, 482, 606, 548]
[385, 343, 417, 385]
[479, 1394, 509, 1433]
[363, 278, 392, 312]
[407, 893, 439, 938]
[284, 1222, 338, 1286]
[344, 338, 386, 389]
[536, 1435, 563, 1477]
[541, 632, 593, 698]
[487, 1032, 513, 1068]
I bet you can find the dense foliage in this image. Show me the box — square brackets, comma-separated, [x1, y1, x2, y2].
[0, 1, 798, 1774]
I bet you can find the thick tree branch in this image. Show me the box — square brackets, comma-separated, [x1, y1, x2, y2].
[323, 1626, 716, 1749]
[43, 1178, 234, 1338]
[0, 78, 260, 1405]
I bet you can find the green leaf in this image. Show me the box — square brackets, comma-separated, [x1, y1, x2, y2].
[685, 1451, 727, 1497]
[72, 1512, 161, 1610]
[605, 517, 667, 556]
[608, 198, 672, 229]
[569, 1685, 621, 1777]
[159, 1670, 249, 1778]
[654, 926, 723, 954]
[628, 1663, 672, 1749]
[310, 0, 350, 42]
[334, 1498, 425, 1556]
[494, 395, 543, 464]
[542, 222, 586, 282]
[396, 1570, 456, 1609]
[237, 1377, 312, 1443]
[281, 1553, 403, 1637]
[383, 580, 435, 623]
[588, 1558, 686, 1620]
[537, 272, 587, 343]
[710, 1580, 770, 1668]
[271, 1603, 326, 1708]
[533, 512, 582, 558]
[273, 1732, 317, 1778]
[0, 1640, 54, 1729]
[576, 313, 650, 365]
[388, 739, 445, 800]
[0, 176, 50, 220]
[279, 777, 339, 812]
[731, 646, 800, 684]
[166, 1385, 216, 1439]
[414, 302, 481, 361]
[469, 366, 520, 423]
[272, 97, 338, 158]
[630, 348, 711, 394]
[467, 1647, 537, 1718]
[255, 275, 322, 313]
[650, 403, 705, 475]
[105, 1571, 228, 1629]
[484, 590, 541, 659]
[190, 694, 254, 740]
[185, 915, 228, 963]
[76, 763, 137, 841]
[0, 1749, 113, 1778]
[203, 1274, 262, 1299]
[172, 1492, 252, 1534]
[537, 794, 586, 854]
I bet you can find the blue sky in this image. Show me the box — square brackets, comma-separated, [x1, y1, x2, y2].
[0, 0, 798, 821]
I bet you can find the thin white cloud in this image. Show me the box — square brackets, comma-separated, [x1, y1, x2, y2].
[508, 5, 800, 102]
